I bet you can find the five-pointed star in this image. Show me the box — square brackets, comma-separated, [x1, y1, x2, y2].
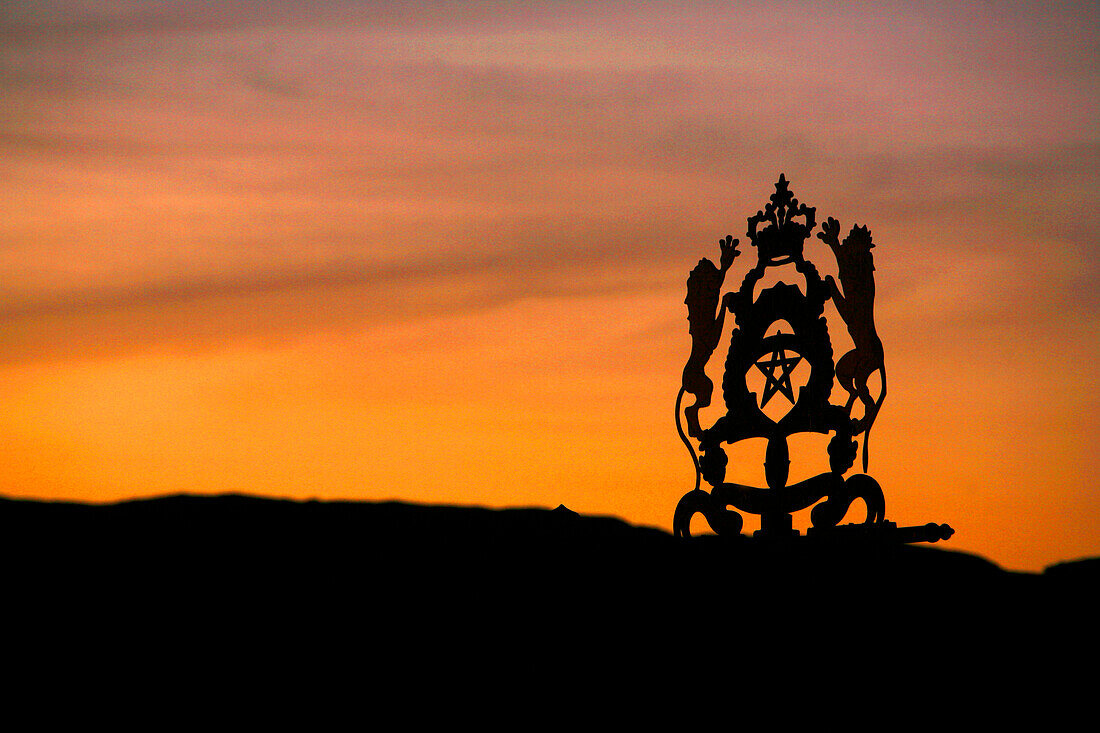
[754, 345, 802, 407]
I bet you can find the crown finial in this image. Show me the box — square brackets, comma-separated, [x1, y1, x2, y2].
[746, 174, 817, 265]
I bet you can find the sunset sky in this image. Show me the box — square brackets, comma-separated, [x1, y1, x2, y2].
[1, 1, 1096, 571]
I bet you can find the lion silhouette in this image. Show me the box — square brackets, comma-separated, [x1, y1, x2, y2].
[819, 218, 886, 472]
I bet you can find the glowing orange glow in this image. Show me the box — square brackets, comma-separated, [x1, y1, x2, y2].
[1, 3, 1097, 571]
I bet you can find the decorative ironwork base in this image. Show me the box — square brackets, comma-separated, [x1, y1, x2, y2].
[673, 471, 887, 540]
[674, 481, 952, 544]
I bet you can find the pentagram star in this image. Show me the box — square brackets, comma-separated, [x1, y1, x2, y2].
[754, 343, 802, 407]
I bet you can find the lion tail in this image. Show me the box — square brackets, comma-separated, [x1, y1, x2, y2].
[862, 365, 887, 473]
[676, 387, 701, 493]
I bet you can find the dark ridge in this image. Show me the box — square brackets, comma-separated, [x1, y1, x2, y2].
[1, 493, 1089, 675]
[0, 492, 1062, 588]
[1044, 555, 1100, 580]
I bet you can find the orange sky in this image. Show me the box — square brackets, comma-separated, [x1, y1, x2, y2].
[1, 2, 1097, 571]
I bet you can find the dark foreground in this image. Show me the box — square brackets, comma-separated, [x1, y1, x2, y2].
[1, 493, 1093, 693]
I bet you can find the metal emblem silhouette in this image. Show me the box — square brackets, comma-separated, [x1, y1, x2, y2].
[674, 174, 952, 542]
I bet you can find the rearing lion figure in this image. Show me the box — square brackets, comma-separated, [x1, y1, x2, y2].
[818, 218, 886, 472]
[680, 235, 739, 440]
